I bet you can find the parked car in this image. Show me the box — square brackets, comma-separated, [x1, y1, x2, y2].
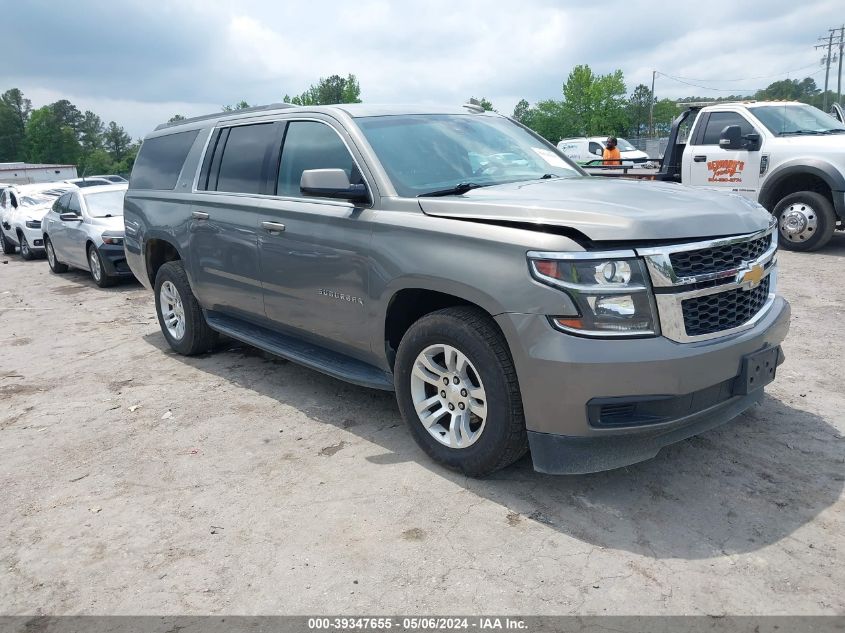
[557, 136, 651, 165]
[64, 177, 113, 188]
[124, 103, 789, 476]
[42, 184, 133, 287]
[0, 183, 76, 259]
[91, 174, 129, 183]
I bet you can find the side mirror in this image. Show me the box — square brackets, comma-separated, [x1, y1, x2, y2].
[719, 125, 744, 150]
[300, 169, 368, 202]
[60, 213, 82, 222]
[743, 133, 761, 151]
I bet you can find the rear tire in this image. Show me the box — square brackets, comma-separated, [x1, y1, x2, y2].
[154, 260, 217, 355]
[0, 229, 14, 255]
[46, 237, 68, 273]
[88, 244, 115, 287]
[18, 232, 35, 261]
[774, 191, 836, 252]
[394, 306, 528, 477]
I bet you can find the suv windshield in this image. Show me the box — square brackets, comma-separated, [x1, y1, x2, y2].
[749, 104, 845, 136]
[356, 114, 581, 197]
[84, 190, 126, 217]
[20, 194, 53, 207]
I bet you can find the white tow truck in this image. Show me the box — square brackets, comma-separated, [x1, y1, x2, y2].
[588, 101, 845, 251]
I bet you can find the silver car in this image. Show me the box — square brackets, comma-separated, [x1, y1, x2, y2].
[42, 184, 135, 287]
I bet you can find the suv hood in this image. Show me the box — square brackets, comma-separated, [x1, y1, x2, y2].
[418, 177, 771, 242]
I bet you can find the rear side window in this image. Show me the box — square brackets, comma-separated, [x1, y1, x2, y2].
[214, 123, 276, 194]
[700, 112, 755, 145]
[130, 130, 199, 190]
[277, 121, 358, 198]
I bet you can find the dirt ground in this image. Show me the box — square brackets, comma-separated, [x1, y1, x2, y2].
[0, 234, 843, 616]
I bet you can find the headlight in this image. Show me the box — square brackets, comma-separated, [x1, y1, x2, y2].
[528, 251, 658, 337]
[102, 231, 124, 245]
[25, 220, 41, 229]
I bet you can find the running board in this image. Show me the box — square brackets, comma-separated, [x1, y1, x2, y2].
[205, 311, 394, 391]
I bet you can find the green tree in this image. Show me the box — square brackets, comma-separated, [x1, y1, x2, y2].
[626, 84, 653, 137]
[24, 106, 80, 164]
[79, 148, 114, 176]
[49, 99, 83, 136]
[561, 65, 628, 136]
[512, 99, 530, 122]
[651, 98, 680, 136]
[284, 74, 362, 105]
[468, 96, 494, 111]
[520, 99, 569, 142]
[103, 121, 132, 162]
[222, 100, 251, 112]
[0, 88, 31, 161]
[78, 111, 104, 153]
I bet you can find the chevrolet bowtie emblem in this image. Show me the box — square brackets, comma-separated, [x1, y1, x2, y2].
[737, 263, 764, 289]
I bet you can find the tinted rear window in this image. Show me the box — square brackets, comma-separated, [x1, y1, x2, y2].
[215, 123, 276, 194]
[130, 130, 199, 190]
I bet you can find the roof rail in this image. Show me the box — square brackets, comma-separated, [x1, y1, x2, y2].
[154, 102, 297, 131]
[461, 102, 486, 114]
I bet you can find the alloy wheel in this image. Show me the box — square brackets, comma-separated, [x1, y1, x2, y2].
[410, 343, 488, 449]
[159, 280, 187, 341]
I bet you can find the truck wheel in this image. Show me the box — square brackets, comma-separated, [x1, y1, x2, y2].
[0, 229, 14, 255]
[18, 232, 35, 261]
[394, 306, 528, 477]
[45, 237, 68, 273]
[88, 244, 115, 288]
[154, 260, 217, 355]
[774, 191, 836, 252]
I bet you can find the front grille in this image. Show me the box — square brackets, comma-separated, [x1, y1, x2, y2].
[670, 233, 771, 278]
[682, 276, 770, 337]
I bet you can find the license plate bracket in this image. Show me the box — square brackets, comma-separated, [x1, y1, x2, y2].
[734, 346, 781, 395]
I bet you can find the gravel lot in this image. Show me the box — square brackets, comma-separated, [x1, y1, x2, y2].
[0, 234, 843, 616]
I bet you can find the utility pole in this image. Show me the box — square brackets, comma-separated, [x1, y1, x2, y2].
[838, 25, 844, 106]
[816, 30, 836, 111]
[648, 70, 656, 137]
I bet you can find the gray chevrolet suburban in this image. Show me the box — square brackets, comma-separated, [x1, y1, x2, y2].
[124, 103, 790, 476]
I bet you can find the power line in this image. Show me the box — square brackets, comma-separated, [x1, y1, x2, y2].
[655, 67, 825, 94]
[661, 62, 821, 83]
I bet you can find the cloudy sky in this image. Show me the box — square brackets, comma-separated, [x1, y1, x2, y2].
[5, 0, 842, 137]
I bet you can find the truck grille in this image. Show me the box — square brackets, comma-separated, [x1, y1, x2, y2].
[638, 220, 778, 343]
[670, 233, 772, 278]
[681, 275, 770, 337]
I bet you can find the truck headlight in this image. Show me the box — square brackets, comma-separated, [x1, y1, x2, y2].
[528, 251, 658, 337]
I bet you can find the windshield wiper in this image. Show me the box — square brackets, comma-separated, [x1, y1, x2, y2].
[418, 182, 489, 197]
[540, 173, 559, 179]
[778, 130, 824, 136]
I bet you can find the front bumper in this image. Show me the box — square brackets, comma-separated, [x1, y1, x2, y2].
[97, 243, 135, 278]
[20, 225, 45, 252]
[495, 296, 791, 474]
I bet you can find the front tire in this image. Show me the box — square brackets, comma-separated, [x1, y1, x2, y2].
[88, 244, 115, 287]
[394, 306, 528, 477]
[18, 232, 35, 261]
[46, 237, 68, 273]
[154, 260, 217, 355]
[774, 191, 836, 252]
[0, 229, 14, 255]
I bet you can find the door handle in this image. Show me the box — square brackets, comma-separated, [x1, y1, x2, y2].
[693, 155, 706, 162]
[192, 211, 210, 220]
[261, 221, 286, 234]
